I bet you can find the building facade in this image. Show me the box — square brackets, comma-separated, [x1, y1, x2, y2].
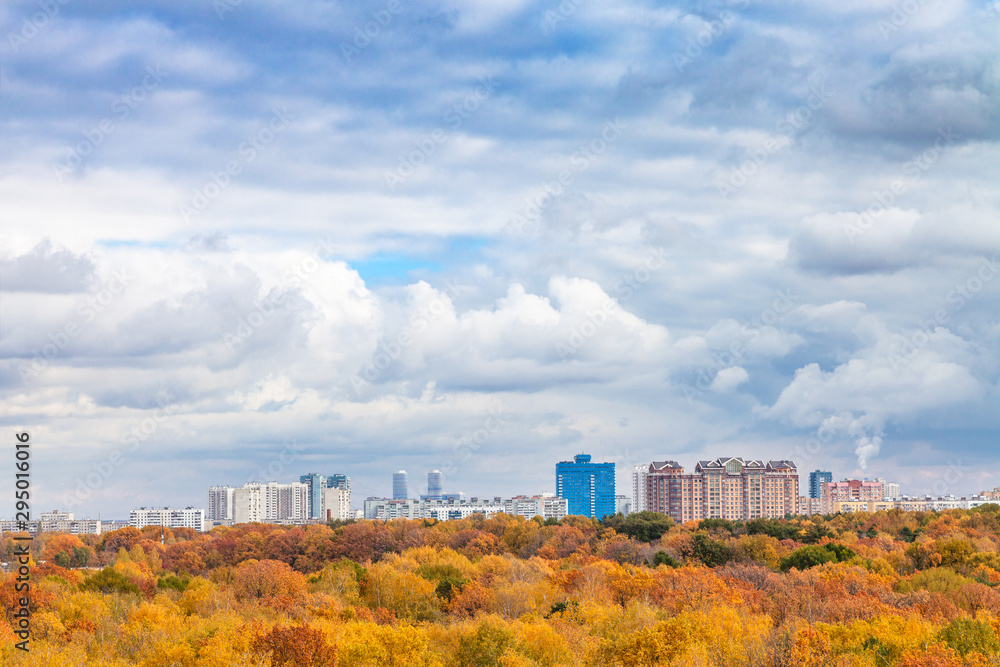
[504, 495, 569, 521]
[2, 514, 103, 535]
[207, 486, 235, 521]
[798, 496, 823, 516]
[129, 507, 206, 532]
[555, 454, 616, 519]
[300, 473, 352, 520]
[232, 482, 309, 524]
[645, 457, 799, 523]
[364, 495, 569, 522]
[322, 486, 352, 521]
[808, 470, 833, 499]
[427, 470, 444, 499]
[820, 479, 883, 514]
[874, 478, 901, 500]
[393, 471, 409, 500]
[632, 464, 648, 514]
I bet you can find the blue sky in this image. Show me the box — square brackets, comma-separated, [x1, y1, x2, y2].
[1, 0, 999, 518]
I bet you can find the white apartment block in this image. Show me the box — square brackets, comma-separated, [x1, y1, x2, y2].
[129, 507, 206, 532]
[874, 478, 902, 501]
[632, 464, 648, 514]
[1, 519, 101, 535]
[207, 486, 235, 521]
[504, 495, 569, 521]
[364, 495, 569, 522]
[423, 501, 506, 521]
[322, 486, 352, 521]
[232, 482, 309, 524]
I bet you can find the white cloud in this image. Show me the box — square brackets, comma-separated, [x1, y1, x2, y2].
[710, 366, 749, 393]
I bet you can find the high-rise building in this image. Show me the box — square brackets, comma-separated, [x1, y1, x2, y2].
[232, 482, 309, 524]
[555, 454, 616, 519]
[299, 473, 352, 519]
[300, 473, 327, 520]
[328, 474, 350, 490]
[207, 486, 235, 521]
[322, 486, 352, 521]
[645, 457, 799, 523]
[393, 471, 408, 500]
[632, 464, 648, 514]
[809, 470, 833, 499]
[875, 478, 901, 500]
[427, 470, 444, 499]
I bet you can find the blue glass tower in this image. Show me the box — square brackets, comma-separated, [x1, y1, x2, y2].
[393, 471, 408, 500]
[300, 473, 326, 520]
[809, 470, 832, 499]
[300, 473, 351, 519]
[555, 454, 615, 519]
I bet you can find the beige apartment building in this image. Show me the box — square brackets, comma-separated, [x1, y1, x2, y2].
[645, 457, 798, 523]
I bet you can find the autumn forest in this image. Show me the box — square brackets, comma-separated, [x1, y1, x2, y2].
[7, 508, 1000, 666]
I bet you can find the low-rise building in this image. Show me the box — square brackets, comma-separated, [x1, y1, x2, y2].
[504, 495, 568, 521]
[129, 507, 206, 532]
[363, 495, 569, 522]
[821, 479, 883, 514]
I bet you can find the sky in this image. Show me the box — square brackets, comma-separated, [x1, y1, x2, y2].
[1, 0, 998, 519]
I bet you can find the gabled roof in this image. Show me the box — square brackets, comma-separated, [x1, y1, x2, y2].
[649, 460, 684, 472]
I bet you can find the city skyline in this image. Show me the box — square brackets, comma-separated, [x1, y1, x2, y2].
[1, 453, 990, 521]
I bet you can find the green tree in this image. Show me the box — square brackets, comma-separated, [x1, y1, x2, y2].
[455, 617, 515, 667]
[779, 543, 854, 571]
[601, 511, 675, 542]
[652, 551, 680, 568]
[692, 534, 732, 567]
[79, 567, 141, 596]
[938, 618, 1000, 658]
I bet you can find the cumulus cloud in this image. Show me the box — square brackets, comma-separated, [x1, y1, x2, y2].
[0, 239, 97, 293]
[1, 0, 998, 515]
[710, 366, 749, 393]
